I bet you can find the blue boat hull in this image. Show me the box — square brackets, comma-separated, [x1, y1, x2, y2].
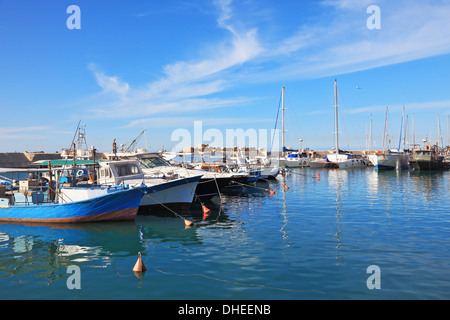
[0, 187, 143, 223]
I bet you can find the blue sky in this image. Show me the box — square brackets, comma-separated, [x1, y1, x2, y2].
[1, 0, 450, 153]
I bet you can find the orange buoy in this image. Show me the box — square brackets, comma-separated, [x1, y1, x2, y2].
[269, 190, 275, 195]
[202, 205, 211, 220]
[133, 252, 147, 273]
[202, 205, 210, 215]
[284, 185, 289, 190]
[184, 219, 194, 227]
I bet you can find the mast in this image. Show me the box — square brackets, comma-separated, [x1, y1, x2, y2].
[281, 86, 285, 157]
[412, 113, 415, 149]
[382, 107, 389, 152]
[334, 79, 339, 156]
[405, 114, 409, 150]
[447, 114, 449, 147]
[398, 105, 404, 151]
[402, 105, 407, 150]
[437, 114, 440, 148]
[369, 113, 373, 152]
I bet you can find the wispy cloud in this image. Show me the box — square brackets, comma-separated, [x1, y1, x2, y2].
[125, 115, 272, 129]
[0, 126, 51, 134]
[0, 126, 52, 140]
[87, 0, 450, 123]
[88, 63, 129, 97]
[348, 100, 450, 114]
[88, 0, 262, 120]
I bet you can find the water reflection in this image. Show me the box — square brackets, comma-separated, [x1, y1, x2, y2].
[327, 170, 345, 266]
[409, 170, 447, 203]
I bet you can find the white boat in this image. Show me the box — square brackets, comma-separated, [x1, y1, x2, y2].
[96, 160, 202, 210]
[318, 79, 369, 169]
[273, 86, 309, 168]
[368, 107, 410, 170]
[228, 156, 279, 179]
[338, 158, 369, 169]
[105, 151, 245, 199]
[368, 152, 409, 170]
[279, 152, 310, 168]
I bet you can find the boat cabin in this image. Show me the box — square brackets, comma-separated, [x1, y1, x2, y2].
[97, 160, 145, 186]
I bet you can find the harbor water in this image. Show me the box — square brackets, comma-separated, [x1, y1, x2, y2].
[0, 167, 449, 300]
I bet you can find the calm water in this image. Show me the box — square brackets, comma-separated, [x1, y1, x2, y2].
[0, 168, 449, 300]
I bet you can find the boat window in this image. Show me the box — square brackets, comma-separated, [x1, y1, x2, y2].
[130, 164, 141, 174]
[115, 163, 141, 177]
[100, 168, 112, 178]
[141, 157, 169, 168]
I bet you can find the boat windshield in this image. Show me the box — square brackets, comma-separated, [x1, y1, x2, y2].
[140, 157, 169, 168]
[115, 163, 142, 177]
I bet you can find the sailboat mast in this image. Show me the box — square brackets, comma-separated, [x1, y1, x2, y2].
[398, 105, 404, 151]
[382, 107, 388, 152]
[369, 113, 373, 152]
[437, 114, 441, 148]
[334, 79, 339, 156]
[281, 86, 285, 156]
[447, 114, 449, 147]
[412, 113, 415, 149]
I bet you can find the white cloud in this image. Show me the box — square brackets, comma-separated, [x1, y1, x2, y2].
[125, 116, 272, 129]
[0, 126, 51, 134]
[320, 0, 375, 10]
[87, 1, 450, 123]
[87, 0, 263, 120]
[348, 100, 450, 114]
[0, 126, 53, 142]
[88, 63, 129, 96]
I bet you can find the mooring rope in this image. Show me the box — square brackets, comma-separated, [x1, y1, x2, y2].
[117, 267, 325, 295]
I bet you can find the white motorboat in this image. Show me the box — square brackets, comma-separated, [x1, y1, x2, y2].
[278, 152, 310, 168]
[105, 151, 245, 199]
[96, 160, 202, 210]
[338, 158, 369, 169]
[227, 156, 279, 180]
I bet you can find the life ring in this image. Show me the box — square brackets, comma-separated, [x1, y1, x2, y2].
[76, 169, 87, 177]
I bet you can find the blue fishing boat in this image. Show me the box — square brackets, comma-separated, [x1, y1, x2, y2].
[0, 182, 144, 223]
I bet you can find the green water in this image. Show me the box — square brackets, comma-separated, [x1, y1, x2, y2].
[0, 168, 449, 300]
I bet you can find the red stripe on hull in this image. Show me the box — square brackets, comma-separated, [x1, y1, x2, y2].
[0, 207, 138, 223]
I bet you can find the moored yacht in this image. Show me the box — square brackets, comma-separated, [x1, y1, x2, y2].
[105, 151, 241, 200]
[96, 160, 202, 210]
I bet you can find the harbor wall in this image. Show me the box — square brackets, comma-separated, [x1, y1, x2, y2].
[0, 152, 62, 168]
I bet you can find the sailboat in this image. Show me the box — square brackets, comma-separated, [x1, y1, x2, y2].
[368, 107, 409, 170]
[276, 86, 310, 168]
[310, 79, 366, 168]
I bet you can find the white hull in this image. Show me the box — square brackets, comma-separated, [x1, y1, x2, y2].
[259, 166, 280, 179]
[140, 178, 199, 209]
[96, 160, 201, 210]
[368, 153, 409, 170]
[278, 157, 310, 168]
[338, 158, 369, 169]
